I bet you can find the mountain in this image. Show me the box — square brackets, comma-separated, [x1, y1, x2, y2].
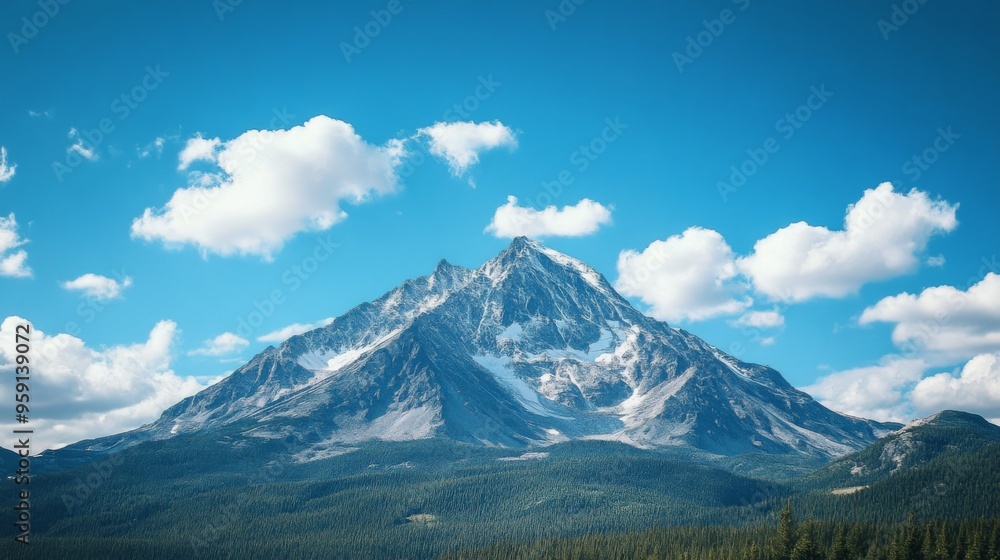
[801, 410, 1000, 491]
[52, 237, 898, 462]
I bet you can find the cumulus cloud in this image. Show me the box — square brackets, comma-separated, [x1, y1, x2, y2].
[188, 332, 250, 357]
[0, 317, 208, 451]
[257, 317, 334, 343]
[418, 120, 517, 178]
[131, 115, 405, 260]
[801, 357, 927, 422]
[733, 310, 785, 328]
[485, 196, 612, 238]
[177, 134, 220, 169]
[859, 273, 1000, 362]
[737, 183, 957, 302]
[615, 227, 751, 322]
[805, 353, 1000, 425]
[0, 213, 31, 278]
[62, 273, 133, 301]
[805, 270, 1000, 423]
[911, 353, 1000, 421]
[67, 128, 99, 161]
[0, 146, 16, 183]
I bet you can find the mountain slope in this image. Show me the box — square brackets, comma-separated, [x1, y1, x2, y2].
[801, 410, 1000, 491]
[53, 238, 897, 461]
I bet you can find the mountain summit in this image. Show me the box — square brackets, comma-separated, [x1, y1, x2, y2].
[64, 237, 897, 460]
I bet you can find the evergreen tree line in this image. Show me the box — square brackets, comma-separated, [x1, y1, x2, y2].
[444, 503, 1000, 560]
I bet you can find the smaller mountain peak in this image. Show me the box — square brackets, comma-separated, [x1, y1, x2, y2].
[899, 410, 998, 433]
[434, 258, 455, 273]
[492, 236, 545, 266]
[507, 236, 541, 251]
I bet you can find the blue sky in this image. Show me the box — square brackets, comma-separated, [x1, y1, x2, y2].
[1, 0, 999, 449]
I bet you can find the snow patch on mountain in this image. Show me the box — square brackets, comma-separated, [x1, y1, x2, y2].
[472, 355, 570, 419]
[536, 244, 608, 293]
[497, 322, 524, 342]
[617, 368, 696, 429]
[297, 328, 404, 377]
[52, 236, 900, 461]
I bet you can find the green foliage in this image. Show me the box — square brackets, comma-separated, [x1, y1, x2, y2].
[790, 519, 822, 560]
[444, 512, 1000, 560]
[773, 499, 797, 560]
[0, 431, 997, 559]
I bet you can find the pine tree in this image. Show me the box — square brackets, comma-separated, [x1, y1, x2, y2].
[936, 523, 951, 560]
[790, 520, 822, 560]
[847, 522, 867, 559]
[908, 523, 927, 560]
[968, 530, 986, 560]
[922, 524, 937, 560]
[890, 529, 907, 560]
[772, 500, 797, 560]
[988, 523, 1000, 560]
[830, 525, 849, 560]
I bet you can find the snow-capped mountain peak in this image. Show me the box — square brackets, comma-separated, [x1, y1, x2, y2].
[60, 237, 899, 459]
[480, 236, 612, 294]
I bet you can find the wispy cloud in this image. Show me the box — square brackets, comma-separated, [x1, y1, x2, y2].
[0, 213, 31, 278]
[67, 128, 99, 161]
[188, 332, 250, 357]
[257, 317, 334, 343]
[0, 147, 16, 183]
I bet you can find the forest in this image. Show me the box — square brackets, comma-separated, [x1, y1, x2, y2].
[0, 434, 996, 559]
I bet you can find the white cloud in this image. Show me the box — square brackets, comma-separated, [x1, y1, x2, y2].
[177, 134, 220, 169]
[131, 115, 405, 260]
[257, 317, 334, 343]
[737, 183, 957, 302]
[0, 146, 16, 183]
[188, 332, 249, 357]
[61, 273, 133, 301]
[67, 128, 99, 161]
[0, 317, 208, 451]
[805, 353, 1000, 425]
[859, 273, 1000, 362]
[139, 136, 167, 159]
[911, 353, 1000, 421]
[925, 255, 946, 267]
[485, 196, 612, 238]
[801, 357, 927, 422]
[615, 227, 751, 322]
[733, 310, 785, 328]
[418, 120, 517, 177]
[0, 213, 31, 278]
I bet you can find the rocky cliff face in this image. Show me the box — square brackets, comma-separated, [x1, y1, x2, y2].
[59, 237, 898, 460]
